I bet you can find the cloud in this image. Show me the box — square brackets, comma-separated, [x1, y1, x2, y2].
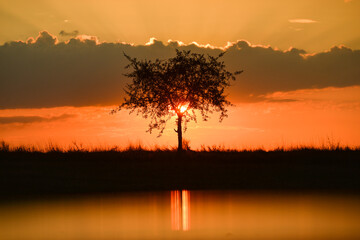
[288, 19, 317, 23]
[33, 31, 58, 46]
[0, 31, 359, 108]
[262, 86, 360, 103]
[75, 34, 100, 44]
[59, 30, 79, 37]
[0, 114, 75, 124]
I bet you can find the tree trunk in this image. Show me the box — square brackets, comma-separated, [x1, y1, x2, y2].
[177, 114, 183, 152]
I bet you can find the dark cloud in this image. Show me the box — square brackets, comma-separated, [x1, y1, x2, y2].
[223, 41, 360, 102]
[0, 114, 75, 124]
[59, 30, 79, 37]
[0, 31, 359, 109]
[33, 31, 58, 46]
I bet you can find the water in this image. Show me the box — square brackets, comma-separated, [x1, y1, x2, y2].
[1, 191, 360, 239]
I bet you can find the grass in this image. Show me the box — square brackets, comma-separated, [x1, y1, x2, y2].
[1, 140, 359, 202]
[1, 140, 358, 153]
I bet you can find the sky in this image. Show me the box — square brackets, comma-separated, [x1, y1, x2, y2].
[1, 0, 360, 52]
[0, 0, 359, 149]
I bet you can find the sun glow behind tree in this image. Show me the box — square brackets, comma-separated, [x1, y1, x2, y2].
[169, 103, 190, 115]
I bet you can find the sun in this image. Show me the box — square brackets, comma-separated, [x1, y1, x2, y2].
[179, 103, 189, 113]
[178, 103, 189, 113]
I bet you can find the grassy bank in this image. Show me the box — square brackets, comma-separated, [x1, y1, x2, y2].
[1, 147, 359, 201]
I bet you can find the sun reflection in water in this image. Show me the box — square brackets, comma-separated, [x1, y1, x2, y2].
[171, 190, 190, 231]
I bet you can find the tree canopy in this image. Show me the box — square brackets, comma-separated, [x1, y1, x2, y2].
[112, 49, 241, 150]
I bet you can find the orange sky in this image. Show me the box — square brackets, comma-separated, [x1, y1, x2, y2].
[1, 0, 360, 52]
[1, 86, 359, 150]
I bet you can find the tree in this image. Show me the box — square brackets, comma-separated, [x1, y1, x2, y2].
[112, 49, 242, 151]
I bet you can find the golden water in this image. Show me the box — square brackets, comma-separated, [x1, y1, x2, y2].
[1, 191, 359, 239]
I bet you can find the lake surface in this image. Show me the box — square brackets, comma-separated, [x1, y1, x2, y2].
[1, 191, 360, 239]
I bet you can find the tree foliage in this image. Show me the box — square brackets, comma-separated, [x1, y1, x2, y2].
[112, 49, 241, 138]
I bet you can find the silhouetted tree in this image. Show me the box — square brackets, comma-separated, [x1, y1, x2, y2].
[112, 50, 242, 151]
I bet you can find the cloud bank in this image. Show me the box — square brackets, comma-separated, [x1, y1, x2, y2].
[0, 31, 359, 108]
